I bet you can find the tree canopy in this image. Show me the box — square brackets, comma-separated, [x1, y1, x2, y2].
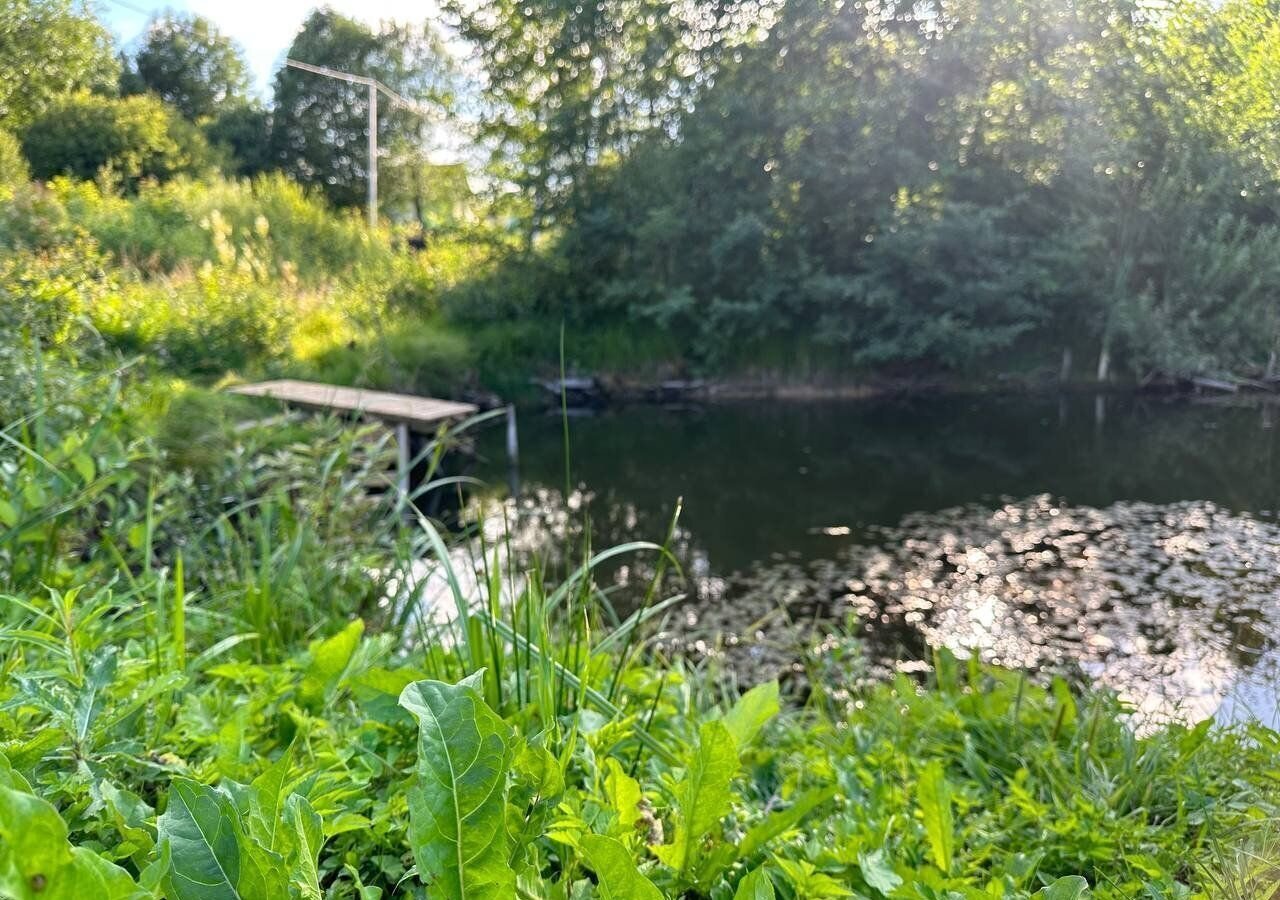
[269, 9, 455, 208]
[449, 0, 1280, 378]
[123, 12, 251, 121]
[21, 91, 214, 188]
[0, 0, 118, 131]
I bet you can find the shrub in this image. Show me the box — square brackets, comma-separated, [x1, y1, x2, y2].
[0, 128, 28, 196]
[93, 267, 290, 374]
[0, 236, 116, 347]
[20, 91, 214, 190]
[306, 316, 476, 395]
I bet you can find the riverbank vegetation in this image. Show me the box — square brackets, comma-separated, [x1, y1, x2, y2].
[6, 0, 1280, 897]
[4, 343, 1280, 898]
[4, 0, 1280, 391]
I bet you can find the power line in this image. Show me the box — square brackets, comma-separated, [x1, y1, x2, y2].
[284, 59, 432, 115]
[284, 58, 435, 227]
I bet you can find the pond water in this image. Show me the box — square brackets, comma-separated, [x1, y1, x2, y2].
[474, 393, 1280, 725]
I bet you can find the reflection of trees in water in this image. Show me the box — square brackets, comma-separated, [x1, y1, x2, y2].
[480, 396, 1280, 574]
[480, 483, 1280, 726]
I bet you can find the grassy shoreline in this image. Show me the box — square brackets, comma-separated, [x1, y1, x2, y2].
[3, 349, 1280, 898]
[4, 170, 1280, 899]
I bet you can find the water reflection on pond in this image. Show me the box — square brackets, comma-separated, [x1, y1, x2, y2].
[474, 394, 1280, 725]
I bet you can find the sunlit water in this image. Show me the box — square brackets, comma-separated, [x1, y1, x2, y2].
[473, 393, 1280, 725]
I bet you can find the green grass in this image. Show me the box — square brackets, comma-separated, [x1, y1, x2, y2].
[2, 344, 1279, 899]
[1, 169, 1278, 900]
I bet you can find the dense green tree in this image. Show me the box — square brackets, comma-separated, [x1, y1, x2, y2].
[452, 0, 1280, 378]
[123, 12, 250, 121]
[203, 101, 274, 177]
[21, 91, 214, 189]
[0, 0, 118, 131]
[445, 0, 777, 235]
[270, 10, 454, 210]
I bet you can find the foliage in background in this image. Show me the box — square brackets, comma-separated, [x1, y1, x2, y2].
[20, 92, 216, 189]
[0, 172, 494, 390]
[269, 9, 456, 210]
[121, 12, 251, 122]
[0, 0, 118, 131]
[8, 0, 1280, 384]
[452, 0, 1280, 381]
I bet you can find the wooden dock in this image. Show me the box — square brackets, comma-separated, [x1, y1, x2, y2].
[228, 380, 510, 507]
[229, 379, 478, 432]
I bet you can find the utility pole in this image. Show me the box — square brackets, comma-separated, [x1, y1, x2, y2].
[285, 58, 430, 229]
[368, 81, 378, 228]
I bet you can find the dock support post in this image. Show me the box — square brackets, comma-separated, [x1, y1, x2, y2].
[506, 403, 520, 498]
[396, 422, 411, 511]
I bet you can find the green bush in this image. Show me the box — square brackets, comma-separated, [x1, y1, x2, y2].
[307, 316, 476, 395]
[93, 268, 291, 374]
[0, 129, 28, 195]
[49, 174, 391, 281]
[20, 91, 214, 190]
[0, 237, 116, 348]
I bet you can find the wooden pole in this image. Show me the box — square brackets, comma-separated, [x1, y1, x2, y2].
[505, 403, 520, 498]
[368, 81, 378, 228]
[396, 422, 411, 510]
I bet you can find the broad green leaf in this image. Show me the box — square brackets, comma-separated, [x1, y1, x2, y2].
[512, 740, 565, 808]
[283, 794, 324, 900]
[73, 646, 118, 744]
[579, 834, 663, 900]
[603, 757, 644, 837]
[918, 761, 955, 874]
[351, 665, 425, 723]
[652, 719, 738, 878]
[858, 849, 903, 896]
[773, 857, 853, 898]
[399, 670, 515, 899]
[71, 451, 95, 484]
[5, 727, 63, 770]
[0, 752, 31, 792]
[60, 848, 147, 899]
[738, 786, 835, 860]
[158, 777, 287, 900]
[720, 681, 780, 749]
[246, 744, 294, 852]
[97, 780, 156, 862]
[734, 867, 776, 900]
[0, 783, 143, 900]
[1033, 876, 1089, 899]
[510, 739, 566, 854]
[300, 619, 364, 706]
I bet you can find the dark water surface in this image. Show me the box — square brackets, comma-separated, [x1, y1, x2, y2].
[476, 394, 1280, 724]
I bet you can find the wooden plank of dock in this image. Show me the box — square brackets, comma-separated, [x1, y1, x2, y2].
[229, 379, 478, 432]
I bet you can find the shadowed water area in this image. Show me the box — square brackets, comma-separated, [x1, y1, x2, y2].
[475, 393, 1280, 725]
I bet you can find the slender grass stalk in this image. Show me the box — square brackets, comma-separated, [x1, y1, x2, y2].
[559, 321, 571, 501]
[173, 552, 186, 671]
[480, 609, 678, 765]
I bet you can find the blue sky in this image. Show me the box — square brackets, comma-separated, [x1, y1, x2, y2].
[97, 0, 448, 97]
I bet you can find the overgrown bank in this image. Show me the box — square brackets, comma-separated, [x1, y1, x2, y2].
[4, 346, 1280, 898]
[4, 159, 1272, 410]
